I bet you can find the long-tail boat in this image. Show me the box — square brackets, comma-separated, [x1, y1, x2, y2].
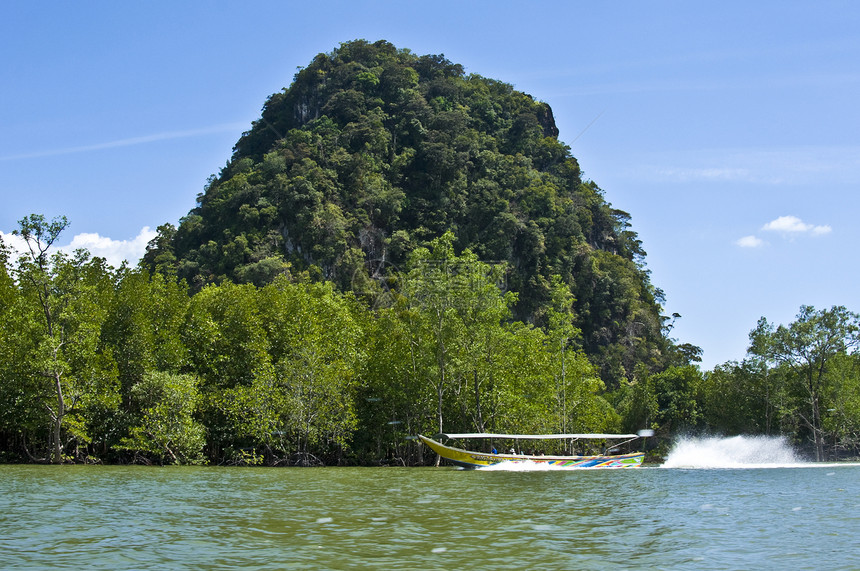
[418, 431, 653, 469]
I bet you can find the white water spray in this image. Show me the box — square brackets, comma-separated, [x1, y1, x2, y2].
[661, 435, 803, 469]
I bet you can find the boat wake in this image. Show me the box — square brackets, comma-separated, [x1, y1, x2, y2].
[661, 435, 804, 469]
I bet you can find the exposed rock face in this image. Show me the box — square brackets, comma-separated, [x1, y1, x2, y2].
[537, 102, 560, 139]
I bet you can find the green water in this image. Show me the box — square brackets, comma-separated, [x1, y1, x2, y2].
[1, 464, 859, 569]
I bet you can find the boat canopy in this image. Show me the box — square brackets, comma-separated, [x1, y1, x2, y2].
[439, 432, 640, 440]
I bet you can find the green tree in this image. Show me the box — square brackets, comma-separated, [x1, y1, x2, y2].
[259, 278, 366, 465]
[140, 223, 178, 276]
[99, 270, 190, 457]
[12, 215, 120, 463]
[610, 363, 702, 437]
[12, 215, 70, 462]
[699, 359, 781, 435]
[822, 352, 860, 457]
[357, 303, 436, 465]
[749, 306, 860, 461]
[611, 366, 658, 435]
[0, 237, 40, 454]
[490, 322, 555, 434]
[400, 232, 522, 437]
[447, 256, 515, 434]
[204, 277, 366, 465]
[118, 371, 206, 464]
[544, 275, 584, 433]
[104, 270, 189, 395]
[649, 365, 703, 432]
[400, 233, 465, 436]
[182, 281, 271, 458]
[51, 253, 120, 459]
[184, 282, 269, 389]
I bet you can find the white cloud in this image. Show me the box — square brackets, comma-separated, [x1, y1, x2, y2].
[734, 215, 831, 249]
[736, 235, 765, 248]
[61, 227, 158, 268]
[0, 231, 30, 260]
[2, 227, 157, 269]
[761, 215, 831, 235]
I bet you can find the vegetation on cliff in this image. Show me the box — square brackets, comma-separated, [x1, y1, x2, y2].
[144, 39, 680, 385]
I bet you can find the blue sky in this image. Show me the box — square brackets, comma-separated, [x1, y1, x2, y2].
[2, 1, 859, 370]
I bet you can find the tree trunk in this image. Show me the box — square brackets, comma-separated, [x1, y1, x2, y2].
[764, 369, 771, 435]
[52, 371, 65, 464]
[473, 370, 484, 433]
[812, 395, 824, 462]
[435, 380, 443, 467]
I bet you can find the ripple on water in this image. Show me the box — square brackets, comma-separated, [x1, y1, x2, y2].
[0, 464, 858, 569]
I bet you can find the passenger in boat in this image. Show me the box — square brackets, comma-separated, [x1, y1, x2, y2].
[491, 447, 498, 454]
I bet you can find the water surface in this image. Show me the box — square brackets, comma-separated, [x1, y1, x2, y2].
[1, 461, 859, 569]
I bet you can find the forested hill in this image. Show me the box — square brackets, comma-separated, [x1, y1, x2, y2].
[145, 39, 686, 381]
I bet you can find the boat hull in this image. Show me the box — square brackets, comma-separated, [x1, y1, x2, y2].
[418, 435, 644, 469]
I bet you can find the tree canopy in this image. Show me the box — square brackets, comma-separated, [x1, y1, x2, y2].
[144, 39, 674, 385]
[0, 221, 628, 465]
